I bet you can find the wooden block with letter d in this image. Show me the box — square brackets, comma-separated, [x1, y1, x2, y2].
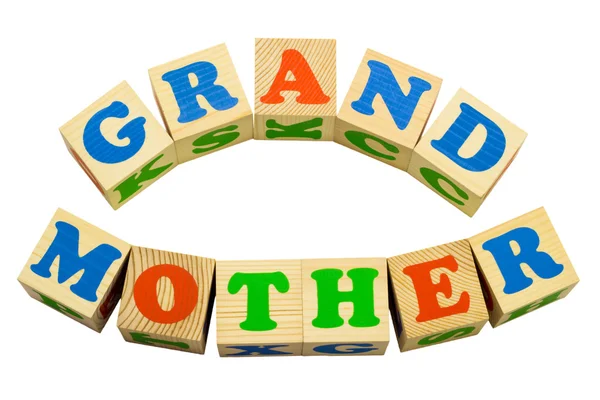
[469, 207, 579, 327]
[117, 247, 216, 354]
[302, 258, 389, 356]
[408, 88, 527, 217]
[387, 240, 488, 351]
[254, 38, 336, 141]
[335, 49, 442, 171]
[216, 260, 303, 357]
[149, 43, 253, 164]
[59, 81, 178, 210]
[17, 208, 131, 332]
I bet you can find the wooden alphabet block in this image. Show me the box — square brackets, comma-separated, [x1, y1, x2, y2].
[302, 258, 389, 356]
[335, 49, 442, 171]
[149, 43, 253, 164]
[17, 208, 131, 332]
[388, 240, 488, 351]
[469, 207, 579, 327]
[60, 81, 178, 210]
[408, 88, 527, 216]
[216, 260, 303, 357]
[117, 247, 215, 354]
[254, 38, 336, 141]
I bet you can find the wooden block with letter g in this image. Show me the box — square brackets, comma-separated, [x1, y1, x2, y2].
[149, 43, 253, 164]
[302, 258, 389, 356]
[216, 260, 303, 357]
[335, 49, 442, 171]
[17, 208, 131, 332]
[388, 240, 488, 351]
[117, 247, 216, 354]
[60, 81, 178, 210]
[469, 207, 579, 327]
[255, 38, 336, 141]
[408, 88, 527, 217]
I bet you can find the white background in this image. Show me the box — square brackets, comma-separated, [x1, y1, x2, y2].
[1, 1, 597, 399]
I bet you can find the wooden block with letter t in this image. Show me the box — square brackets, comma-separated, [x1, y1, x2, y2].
[117, 247, 216, 354]
[59, 81, 178, 210]
[408, 88, 527, 217]
[387, 240, 488, 351]
[254, 38, 336, 141]
[216, 260, 303, 357]
[149, 43, 253, 164]
[335, 49, 442, 171]
[17, 208, 131, 332]
[469, 207, 579, 327]
[302, 258, 389, 356]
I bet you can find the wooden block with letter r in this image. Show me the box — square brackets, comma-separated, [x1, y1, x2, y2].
[254, 38, 336, 141]
[17, 208, 131, 332]
[469, 207, 579, 327]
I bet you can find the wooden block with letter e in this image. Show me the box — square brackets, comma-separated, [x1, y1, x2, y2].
[17, 208, 131, 332]
[254, 38, 336, 141]
[117, 247, 216, 354]
[302, 258, 389, 356]
[335, 49, 442, 171]
[216, 260, 303, 357]
[149, 43, 253, 164]
[469, 207, 579, 327]
[387, 240, 488, 351]
[59, 81, 178, 210]
[408, 88, 527, 217]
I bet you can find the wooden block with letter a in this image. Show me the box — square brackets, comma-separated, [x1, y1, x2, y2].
[216, 260, 303, 357]
[335, 49, 442, 171]
[117, 247, 216, 354]
[17, 208, 131, 332]
[254, 38, 336, 141]
[302, 258, 389, 356]
[387, 240, 488, 351]
[60, 81, 178, 210]
[469, 207, 579, 327]
[149, 43, 253, 164]
[408, 88, 527, 217]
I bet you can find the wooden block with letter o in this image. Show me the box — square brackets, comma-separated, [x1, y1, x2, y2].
[149, 43, 253, 164]
[302, 258, 389, 356]
[60, 81, 178, 210]
[335, 49, 442, 171]
[17, 208, 131, 332]
[388, 240, 488, 351]
[469, 207, 579, 327]
[408, 88, 527, 217]
[117, 247, 216, 354]
[254, 38, 336, 141]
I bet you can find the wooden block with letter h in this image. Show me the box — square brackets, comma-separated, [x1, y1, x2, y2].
[336, 49, 442, 171]
[149, 43, 253, 164]
[17, 208, 131, 332]
[254, 38, 336, 141]
[60, 82, 178, 210]
[388, 240, 488, 351]
[408, 88, 527, 216]
[469, 207, 579, 327]
[117, 247, 216, 354]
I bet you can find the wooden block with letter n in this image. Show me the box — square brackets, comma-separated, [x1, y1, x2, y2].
[408, 88, 527, 217]
[60, 81, 178, 210]
[254, 38, 336, 141]
[387, 240, 488, 351]
[335, 49, 442, 171]
[117, 247, 216, 354]
[216, 260, 303, 357]
[469, 207, 579, 327]
[302, 258, 389, 356]
[149, 43, 253, 164]
[17, 208, 131, 332]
